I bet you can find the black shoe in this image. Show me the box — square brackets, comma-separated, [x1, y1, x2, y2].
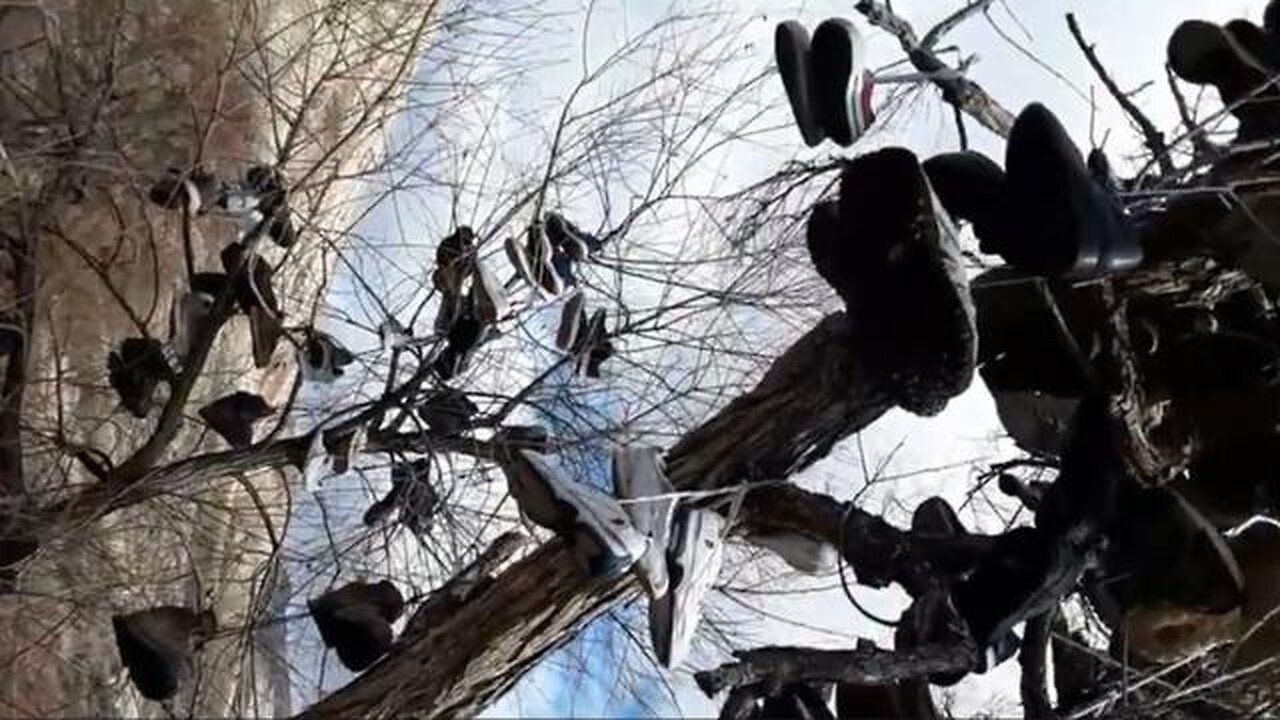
[811, 18, 875, 147]
[418, 387, 477, 434]
[1004, 104, 1104, 277]
[775, 21, 825, 147]
[922, 151, 1010, 256]
[835, 147, 977, 415]
[113, 607, 216, 701]
[544, 212, 594, 261]
[198, 391, 272, 448]
[308, 580, 404, 672]
[1169, 19, 1280, 142]
[108, 338, 173, 418]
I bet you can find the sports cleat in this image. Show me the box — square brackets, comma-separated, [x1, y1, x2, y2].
[775, 21, 825, 147]
[612, 445, 677, 598]
[198, 391, 272, 448]
[648, 506, 725, 667]
[308, 580, 404, 672]
[556, 291, 587, 352]
[113, 606, 217, 701]
[811, 18, 875, 147]
[506, 450, 647, 580]
[744, 530, 837, 574]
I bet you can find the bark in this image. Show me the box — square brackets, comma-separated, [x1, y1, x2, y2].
[299, 312, 900, 718]
[1020, 612, 1056, 720]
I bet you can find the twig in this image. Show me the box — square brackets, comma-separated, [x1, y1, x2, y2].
[1065, 13, 1175, 176]
[1164, 63, 1220, 163]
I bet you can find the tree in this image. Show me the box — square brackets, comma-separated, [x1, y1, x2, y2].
[3, 0, 1279, 718]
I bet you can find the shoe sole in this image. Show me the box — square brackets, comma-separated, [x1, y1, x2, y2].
[812, 18, 871, 147]
[775, 21, 824, 147]
[838, 147, 977, 414]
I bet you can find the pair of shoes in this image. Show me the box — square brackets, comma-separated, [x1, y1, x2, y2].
[924, 105, 1143, 278]
[556, 292, 614, 378]
[1169, 16, 1280, 143]
[776, 19, 875, 147]
[805, 147, 977, 416]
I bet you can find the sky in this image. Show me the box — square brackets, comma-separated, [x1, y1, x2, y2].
[300, 0, 1271, 717]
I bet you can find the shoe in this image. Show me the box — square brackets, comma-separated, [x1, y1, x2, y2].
[836, 147, 977, 416]
[811, 18, 875, 147]
[922, 151, 1010, 257]
[108, 338, 173, 418]
[431, 312, 484, 380]
[322, 423, 365, 474]
[504, 235, 537, 289]
[198, 391, 272, 448]
[435, 227, 475, 295]
[551, 250, 578, 288]
[556, 291, 587, 352]
[308, 580, 404, 672]
[249, 305, 283, 368]
[299, 330, 355, 383]
[545, 212, 593, 262]
[612, 445, 677, 598]
[1004, 104, 1105, 277]
[378, 317, 411, 352]
[220, 242, 282, 321]
[113, 607, 217, 701]
[507, 450, 647, 580]
[148, 167, 222, 214]
[525, 223, 563, 296]
[775, 21, 825, 147]
[1169, 20, 1280, 142]
[493, 424, 551, 455]
[743, 530, 837, 574]
[1268, 0, 1280, 36]
[648, 506, 725, 667]
[470, 259, 509, 325]
[418, 387, 478, 434]
[805, 200, 854, 307]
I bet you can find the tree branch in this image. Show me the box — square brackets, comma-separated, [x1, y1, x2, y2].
[1066, 13, 1175, 176]
[693, 644, 977, 697]
[1020, 611, 1057, 720]
[855, 0, 1015, 137]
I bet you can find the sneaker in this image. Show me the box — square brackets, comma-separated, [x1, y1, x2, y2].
[470, 259, 509, 325]
[1004, 103, 1105, 277]
[835, 147, 977, 415]
[1169, 19, 1280, 142]
[435, 227, 475, 296]
[113, 606, 217, 701]
[108, 338, 173, 418]
[1268, 0, 1280, 37]
[805, 199, 854, 308]
[525, 223, 564, 296]
[299, 330, 355, 383]
[545, 212, 593, 262]
[198, 391, 272, 448]
[418, 387, 478, 434]
[556, 291, 587, 352]
[508, 450, 648, 580]
[431, 311, 485, 380]
[308, 580, 404, 672]
[775, 21, 825, 147]
[811, 18, 875, 147]
[922, 151, 1010, 257]
[612, 445, 677, 598]
[648, 506, 725, 667]
[504, 234, 537, 289]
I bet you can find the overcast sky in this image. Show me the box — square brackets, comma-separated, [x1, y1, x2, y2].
[310, 0, 1271, 716]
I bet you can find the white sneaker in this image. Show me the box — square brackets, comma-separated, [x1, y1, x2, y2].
[648, 507, 725, 667]
[612, 445, 677, 598]
[509, 450, 648, 580]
